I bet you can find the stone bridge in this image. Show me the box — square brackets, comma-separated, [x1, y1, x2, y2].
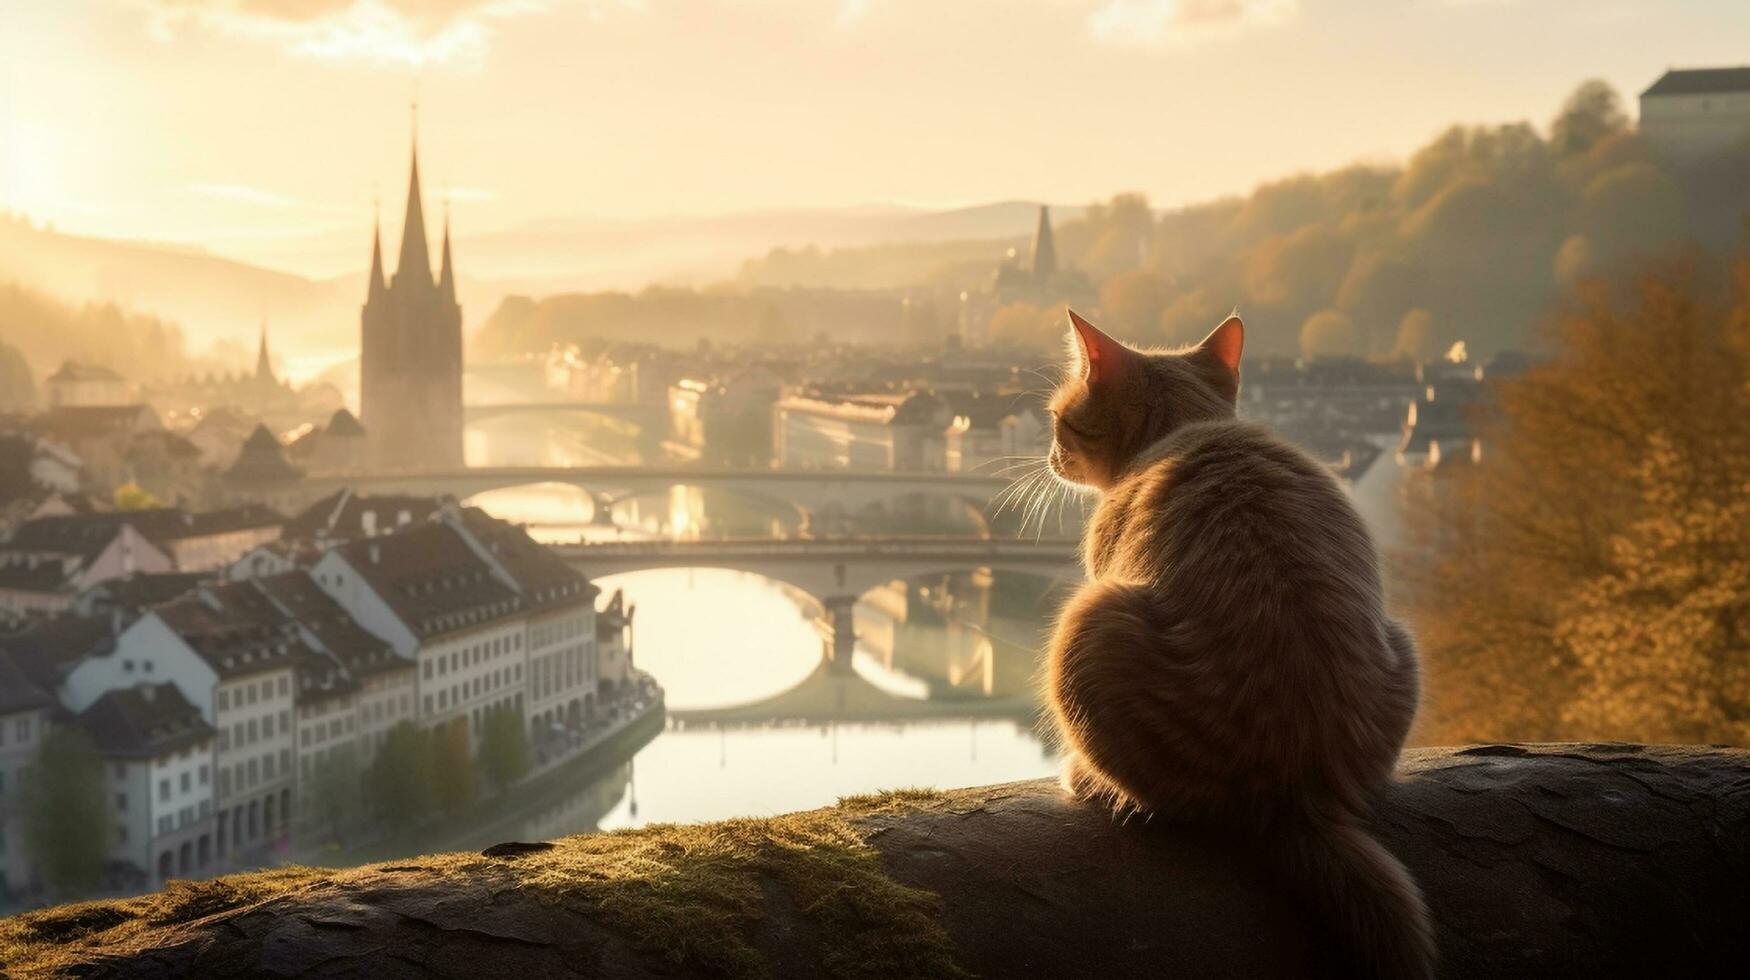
[285, 467, 1020, 533]
[558, 535, 1082, 670]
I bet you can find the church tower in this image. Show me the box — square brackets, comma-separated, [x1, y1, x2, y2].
[359, 131, 465, 469]
[1030, 204, 1058, 287]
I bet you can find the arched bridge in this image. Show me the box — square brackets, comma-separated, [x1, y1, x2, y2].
[285, 467, 1019, 532]
[556, 535, 1081, 602]
[558, 534, 1082, 672]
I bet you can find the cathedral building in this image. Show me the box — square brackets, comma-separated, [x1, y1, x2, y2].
[360, 137, 464, 469]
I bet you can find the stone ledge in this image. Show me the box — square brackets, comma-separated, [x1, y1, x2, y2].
[3, 744, 1747, 978]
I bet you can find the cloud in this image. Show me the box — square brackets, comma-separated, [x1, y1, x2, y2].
[186, 182, 300, 207]
[128, 0, 605, 66]
[1087, 0, 1299, 46]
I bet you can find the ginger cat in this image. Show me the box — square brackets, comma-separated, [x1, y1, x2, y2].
[1045, 310, 1434, 980]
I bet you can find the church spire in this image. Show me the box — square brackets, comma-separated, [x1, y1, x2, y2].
[396, 127, 433, 289]
[1031, 204, 1057, 285]
[438, 203, 455, 302]
[255, 320, 275, 384]
[367, 206, 387, 301]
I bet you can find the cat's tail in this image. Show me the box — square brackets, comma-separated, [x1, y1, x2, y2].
[1275, 813, 1435, 980]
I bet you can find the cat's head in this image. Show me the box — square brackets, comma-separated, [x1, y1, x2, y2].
[1047, 310, 1243, 490]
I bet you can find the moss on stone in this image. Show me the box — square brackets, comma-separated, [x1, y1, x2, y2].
[0, 794, 966, 979]
[0, 865, 328, 976]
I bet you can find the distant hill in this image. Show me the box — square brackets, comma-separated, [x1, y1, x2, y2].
[0, 202, 1078, 365]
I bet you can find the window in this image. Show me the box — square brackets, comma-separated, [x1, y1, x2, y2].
[280, 710, 290, 733]
[159, 778, 170, 801]
[280, 748, 290, 772]
[424, 695, 433, 715]
[278, 676, 289, 697]
[217, 689, 229, 711]
[117, 826, 128, 844]
[247, 719, 258, 743]
[246, 686, 257, 706]
[16, 718, 29, 742]
[423, 661, 432, 680]
[301, 729, 310, 747]
[262, 714, 273, 738]
[199, 765, 209, 786]
[263, 754, 275, 780]
[180, 772, 191, 793]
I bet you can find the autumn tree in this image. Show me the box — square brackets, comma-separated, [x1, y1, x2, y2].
[1401, 258, 1750, 744]
[1299, 309, 1361, 359]
[431, 718, 479, 813]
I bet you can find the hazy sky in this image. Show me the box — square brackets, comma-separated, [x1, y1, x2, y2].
[3, 0, 1748, 277]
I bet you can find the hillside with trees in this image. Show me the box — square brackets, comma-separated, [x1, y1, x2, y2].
[0, 280, 195, 387]
[702, 80, 1748, 361]
[1403, 254, 1750, 745]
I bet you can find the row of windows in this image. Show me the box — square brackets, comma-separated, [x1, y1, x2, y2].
[218, 711, 292, 753]
[424, 662, 524, 716]
[216, 675, 290, 712]
[533, 645, 591, 703]
[156, 764, 211, 802]
[215, 749, 292, 798]
[530, 615, 586, 651]
[422, 632, 521, 681]
[152, 800, 210, 836]
[0, 716, 34, 748]
[301, 714, 356, 748]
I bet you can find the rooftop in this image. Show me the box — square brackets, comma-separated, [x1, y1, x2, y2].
[77, 683, 213, 759]
[1642, 66, 1750, 98]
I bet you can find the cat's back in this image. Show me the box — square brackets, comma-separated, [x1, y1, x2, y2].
[1092, 418, 1379, 602]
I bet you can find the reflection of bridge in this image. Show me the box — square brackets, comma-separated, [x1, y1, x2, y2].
[668, 661, 1039, 729]
[559, 535, 1081, 671]
[281, 467, 1017, 531]
[463, 402, 667, 431]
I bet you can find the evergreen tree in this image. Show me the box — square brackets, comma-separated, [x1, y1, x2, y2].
[366, 722, 433, 827]
[24, 727, 108, 897]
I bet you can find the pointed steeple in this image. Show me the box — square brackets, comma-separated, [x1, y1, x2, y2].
[367, 207, 387, 301]
[438, 205, 455, 302]
[1031, 204, 1057, 285]
[396, 130, 433, 289]
[254, 320, 275, 384]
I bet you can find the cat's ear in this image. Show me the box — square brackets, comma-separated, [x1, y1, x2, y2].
[1067, 309, 1130, 385]
[1197, 315, 1244, 373]
[1192, 315, 1243, 396]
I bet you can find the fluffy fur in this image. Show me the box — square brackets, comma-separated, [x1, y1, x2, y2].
[1044, 310, 1435, 980]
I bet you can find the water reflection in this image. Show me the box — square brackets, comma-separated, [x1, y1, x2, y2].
[454, 546, 1063, 843]
[446, 433, 1066, 845]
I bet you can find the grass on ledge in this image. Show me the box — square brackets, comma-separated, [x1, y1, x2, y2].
[0, 791, 967, 979]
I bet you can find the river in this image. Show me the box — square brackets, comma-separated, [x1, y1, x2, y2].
[445, 415, 1065, 843]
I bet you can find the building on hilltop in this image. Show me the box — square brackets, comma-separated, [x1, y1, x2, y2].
[1640, 67, 1750, 162]
[359, 134, 465, 471]
[46, 362, 134, 408]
